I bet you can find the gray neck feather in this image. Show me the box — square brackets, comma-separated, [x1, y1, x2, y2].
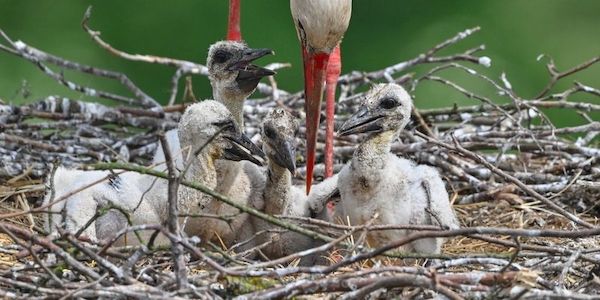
[265, 162, 292, 215]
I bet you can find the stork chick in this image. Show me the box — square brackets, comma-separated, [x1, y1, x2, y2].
[176, 100, 265, 243]
[153, 41, 274, 168]
[249, 108, 336, 263]
[44, 100, 265, 245]
[206, 41, 275, 127]
[168, 41, 274, 246]
[204, 42, 276, 236]
[336, 84, 459, 253]
[152, 43, 274, 227]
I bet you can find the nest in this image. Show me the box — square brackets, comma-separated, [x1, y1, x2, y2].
[0, 9, 599, 299]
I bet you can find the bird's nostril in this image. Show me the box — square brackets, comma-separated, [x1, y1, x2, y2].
[358, 109, 368, 118]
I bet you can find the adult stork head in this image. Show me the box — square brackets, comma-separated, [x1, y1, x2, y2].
[290, 0, 352, 193]
[207, 41, 275, 125]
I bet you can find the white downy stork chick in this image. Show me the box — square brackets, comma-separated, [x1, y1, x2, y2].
[249, 108, 336, 263]
[336, 84, 459, 254]
[176, 100, 265, 243]
[152, 44, 274, 242]
[207, 41, 275, 127]
[44, 100, 265, 245]
[205, 41, 275, 204]
[290, 0, 352, 193]
[153, 41, 274, 169]
[261, 108, 303, 217]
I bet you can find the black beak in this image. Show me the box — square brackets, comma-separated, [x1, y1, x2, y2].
[236, 65, 276, 93]
[230, 48, 276, 93]
[338, 107, 386, 136]
[236, 48, 274, 67]
[270, 138, 296, 174]
[223, 133, 266, 166]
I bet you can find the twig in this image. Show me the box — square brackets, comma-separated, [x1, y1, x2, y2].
[535, 55, 600, 98]
[416, 132, 594, 228]
[0, 29, 160, 108]
[90, 162, 334, 243]
[159, 133, 189, 289]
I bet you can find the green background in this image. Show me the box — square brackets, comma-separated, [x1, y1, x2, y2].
[0, 1, 598, 125]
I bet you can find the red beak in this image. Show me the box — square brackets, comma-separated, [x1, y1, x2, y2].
[325, 46, 341, 179]
[302, 46, 330, 194]
[227, 0, 242, 41]
[325, 46, 341, 213]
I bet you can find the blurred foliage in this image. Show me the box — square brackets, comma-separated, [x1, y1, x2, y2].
[0, 0, 598, 126]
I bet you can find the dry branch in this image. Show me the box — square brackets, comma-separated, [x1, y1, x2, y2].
[0, 18, 599, 299]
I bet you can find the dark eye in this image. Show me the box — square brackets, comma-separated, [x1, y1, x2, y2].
[213, 50, 232, 64]
[264, 126, 276, 139]
[379, 97, 399, 110]
[213, 119, 235, 130]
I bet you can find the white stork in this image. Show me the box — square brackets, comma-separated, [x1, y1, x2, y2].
[290, 0, 352, 193]
[335, 84, 459, 253]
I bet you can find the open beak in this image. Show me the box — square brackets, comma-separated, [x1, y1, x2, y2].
[228, 48, 274, 71]
[302, 47, 331, 194]
[269, 138, 297, 175]
[223, 132, 266, 166]
[338, 107, 386, 136]
[231, 48, 276, 93]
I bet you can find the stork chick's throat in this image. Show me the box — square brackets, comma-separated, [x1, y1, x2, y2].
[353, 131, 397, 166]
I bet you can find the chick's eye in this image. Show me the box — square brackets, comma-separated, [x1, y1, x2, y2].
[264, 127, 276, 139]
[213, 119, 235, 130]
[379, 97, 399, 109]
[214, 50, 231, 64]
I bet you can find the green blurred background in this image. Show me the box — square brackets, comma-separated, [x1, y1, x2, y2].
[0, 0, 598, 125]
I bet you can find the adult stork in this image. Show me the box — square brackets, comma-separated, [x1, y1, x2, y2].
[290, 0, 352, 193]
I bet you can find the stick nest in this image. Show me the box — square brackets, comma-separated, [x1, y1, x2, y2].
[1, 13, 600, 299]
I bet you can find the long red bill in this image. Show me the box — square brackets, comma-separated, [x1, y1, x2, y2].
[325, 45, 341, 213]
[325, 46, 341, 179]
[227, 0, 242, 41]
[302, 47, 330, 195]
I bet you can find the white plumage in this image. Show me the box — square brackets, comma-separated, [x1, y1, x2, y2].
[149, 41, 275, 246]
[152, 41, 273, 169]
[335, 83, 459, 253]
[43, 100, 264, 246]
[290, 0, 352, 53]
